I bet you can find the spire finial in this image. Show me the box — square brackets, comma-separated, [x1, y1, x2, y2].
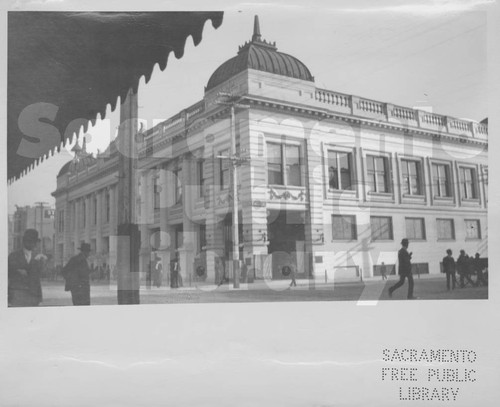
[82, 136, 87, 153]
[252, 15, 261, 42]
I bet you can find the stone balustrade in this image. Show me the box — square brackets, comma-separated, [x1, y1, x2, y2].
[314, 88, 487, 141]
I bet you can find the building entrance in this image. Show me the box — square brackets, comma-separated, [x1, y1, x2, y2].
[267, 210, 307, 279]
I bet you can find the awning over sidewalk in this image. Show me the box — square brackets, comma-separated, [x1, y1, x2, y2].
[8, 11, 223, 182]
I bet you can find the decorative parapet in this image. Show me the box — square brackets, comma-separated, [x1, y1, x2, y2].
[314, 88, 487, 142]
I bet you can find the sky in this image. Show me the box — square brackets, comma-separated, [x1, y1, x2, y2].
[7, 1, 489, 213]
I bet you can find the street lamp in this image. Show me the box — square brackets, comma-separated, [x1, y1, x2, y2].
[216, 93, 250, 288]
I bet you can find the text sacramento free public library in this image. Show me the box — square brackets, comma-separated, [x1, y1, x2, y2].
[382, 349, 477, 363]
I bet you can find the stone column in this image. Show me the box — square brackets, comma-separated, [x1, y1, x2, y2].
[96, 190, 103, 262]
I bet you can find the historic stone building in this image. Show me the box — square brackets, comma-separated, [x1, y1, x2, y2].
[52, 17, 488, 284]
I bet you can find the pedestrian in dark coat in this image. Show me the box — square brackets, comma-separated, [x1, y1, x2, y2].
[63, 243, 92, 305]
[8, 229, 45, 307]
[456, 250, 475, 288]
[474, 253, 487, 286]
[442, 249, 457, 290]
[388, 238, 417, 299]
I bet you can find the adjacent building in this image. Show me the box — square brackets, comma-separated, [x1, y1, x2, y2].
[52, 17, 488, 284]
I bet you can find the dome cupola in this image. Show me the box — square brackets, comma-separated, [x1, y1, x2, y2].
[206, 16, 314, 92]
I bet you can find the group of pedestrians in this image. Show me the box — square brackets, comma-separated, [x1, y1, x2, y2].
[386, 238, 487, 300]
[442, 249, 487, 290]
[8, 229, 94, 307]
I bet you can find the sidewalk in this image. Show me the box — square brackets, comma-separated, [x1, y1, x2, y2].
[38, 274, 488, 306]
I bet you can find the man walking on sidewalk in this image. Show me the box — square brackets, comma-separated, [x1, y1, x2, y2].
[388, 238, 417, 299]
[63, 243, 92, 306]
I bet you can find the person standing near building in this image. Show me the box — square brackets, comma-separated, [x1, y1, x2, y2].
[456, 250, 475, 288]
[442, 249, 457, 291]
[380, 262, 387, 280]
[388, 238, 417, 299]
[474, 253, 487, 286]
[8, 229, 45, 307]
[63, 243, 92, 305]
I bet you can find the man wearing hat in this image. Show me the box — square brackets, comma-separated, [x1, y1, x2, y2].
[8, 229, 44, 307]
[388, 238, 417, 299]
[62, 243, 92, 305]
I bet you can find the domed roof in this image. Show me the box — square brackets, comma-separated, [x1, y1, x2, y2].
[57, 160, 73, 177]
[206, 16, 314, 92]
[57, 138, 95, 177]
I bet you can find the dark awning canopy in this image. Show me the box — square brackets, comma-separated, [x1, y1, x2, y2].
[8, 11, 223, 182]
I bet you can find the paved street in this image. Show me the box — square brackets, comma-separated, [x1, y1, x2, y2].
[38, 274, 487, 306]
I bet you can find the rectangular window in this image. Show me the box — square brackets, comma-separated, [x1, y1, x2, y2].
[219, 149, 230, 190]
[401, 159, 422, 195]
[459, 167, 478, 199]
[267, 143, 302, 186]
[437, 218, 455, 240]
[405, 217, 426, 240]
[174, 168, 183, 203]
[105, 191, 110, 223]
[465, 219, 481, 239]
[82, 200, 87, 227]
[58, 210, 64, 233]
[153, 176, 161, 209]
[366, 155, 390, 193]
[332, 215, 357, 240]
[432, 163, 451, 198]
[328, 151, 353, 190]
[93, 197, 98, 224]
[267, 143, 283, 185]
[370, 216, 393, 241]
[199, 224, 207, 250]
[198, 160, 205, 197]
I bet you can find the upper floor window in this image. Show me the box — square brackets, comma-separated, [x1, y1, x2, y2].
[93, 196, 98, 224]
[401, 159, 422, 195]
[366, 155, 390, 193]
[153, 176, 161, 209]
[105, 191, 111, 223]
[432, 163, 452, 198]
[198, 160, 205, 198]
[57, 210, 64, 233]
[82, 200, 87, 228]
[219, 149, 230, 190]
[459, 166, 478, 200]
[174, 168, 183, 203]
[267, 143, 301, 187]
[328, 151, 353, 190]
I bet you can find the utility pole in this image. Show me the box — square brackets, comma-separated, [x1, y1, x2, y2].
[35, 201, 48, 253]
[116, 88, 140, 304]
[216, 93, 249, 288]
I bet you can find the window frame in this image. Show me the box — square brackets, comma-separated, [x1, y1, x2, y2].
[436, 218, 456, 241]
[458, 165, 479, 201]
[405, 217, 426, 241]
[431, 162, 452, 199]
[400, 158, 423, 196]
[331, 214, 358, 241]
[328, 150, 354, 191]
[370, 216, 394, 241]
[174, 167, 183, 204]
[266, 141, 302, 187]
[464, 219, 481, 240]
[366, 154, 391, 194]
[219, 148, 230, 191]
